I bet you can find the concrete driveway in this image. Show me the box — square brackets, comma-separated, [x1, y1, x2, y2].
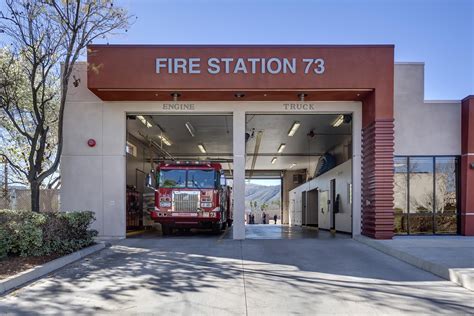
[1, 227, 473, 315]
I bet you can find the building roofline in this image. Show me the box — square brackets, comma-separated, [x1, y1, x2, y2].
[87, 44, 395, 49]
[424, 100, 461, 104]
[394, 62, 425, 65]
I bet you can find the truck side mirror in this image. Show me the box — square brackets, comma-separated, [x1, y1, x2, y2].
[146, 172, 154, 188]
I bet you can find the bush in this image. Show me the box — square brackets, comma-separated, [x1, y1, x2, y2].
[0, 210, 97, 259]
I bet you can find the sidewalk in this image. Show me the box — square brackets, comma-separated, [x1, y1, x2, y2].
[355, 235, 474, 291]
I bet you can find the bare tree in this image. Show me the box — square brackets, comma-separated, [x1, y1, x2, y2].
[0, 0, 130, 212]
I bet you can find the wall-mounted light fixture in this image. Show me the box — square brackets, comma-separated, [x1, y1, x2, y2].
[198, 144, 207, 153]
[171, 92, 181, 101]
[271, 157, 277, 164]
[298, 93, 308, 101]
[288, 121, 301, 136]
[470, 162, 474, 169]
[289, 163, 296, 169]
[234, 92, 245, 98]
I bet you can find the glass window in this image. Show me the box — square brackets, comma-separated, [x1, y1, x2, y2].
[394, 157, 408, 234]
[187, 170, 216, 189]
[393, 156, 459, 235]
[159, 170, 186, 188]
[435, 157, 458, 234]
[408, 157, 434, 234]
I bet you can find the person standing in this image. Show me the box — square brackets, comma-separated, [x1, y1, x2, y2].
[274, 214, 278, 224]
[262, 211, 267, 224]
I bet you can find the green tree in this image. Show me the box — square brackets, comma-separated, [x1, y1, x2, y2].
[0, 0, 131, 212]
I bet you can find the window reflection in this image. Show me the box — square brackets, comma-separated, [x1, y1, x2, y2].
[394, 157, 408, 234]
[435, 157, 458, 233]
[393, 156, 459, 235]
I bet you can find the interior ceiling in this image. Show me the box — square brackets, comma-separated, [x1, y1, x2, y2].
[127, 113, 351, 171]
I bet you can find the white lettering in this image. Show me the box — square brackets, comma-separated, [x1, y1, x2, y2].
[156, 58, 167, 73]
[283, 58, 296, 74]
[248, 58, 260, 74]
[154, 57, 326, 75]
[267, 58, 282, 74]
[188, 58, 201, 74]
[207, 58, 220, 74]
[221, 58, 234, 73]
[174, 58, 187, 74]
[233, 58, 248, 74]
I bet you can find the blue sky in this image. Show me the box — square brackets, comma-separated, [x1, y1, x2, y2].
[98, 0, 473, 100]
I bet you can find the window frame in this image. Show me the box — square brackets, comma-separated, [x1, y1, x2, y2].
[394, 155, 460, 235]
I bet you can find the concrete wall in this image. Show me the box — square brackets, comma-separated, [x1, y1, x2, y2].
[394, 63, 461, 156]
[289, 159, 352, 233]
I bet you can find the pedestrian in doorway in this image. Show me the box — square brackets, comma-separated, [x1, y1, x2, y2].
[262, 212, 267, 224]
[274, 214, 278, 224]
[251, 214, 255, 224]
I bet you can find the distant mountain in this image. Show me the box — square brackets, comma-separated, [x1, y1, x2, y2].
[245, 183, 280, 211]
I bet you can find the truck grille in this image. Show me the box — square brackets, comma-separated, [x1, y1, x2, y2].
[172, 191, 200, 212]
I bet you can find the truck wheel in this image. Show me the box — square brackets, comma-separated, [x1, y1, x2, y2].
[227, 219, 233, 228]
[211, 223, 221, 234]
[162, 225, 172, 236]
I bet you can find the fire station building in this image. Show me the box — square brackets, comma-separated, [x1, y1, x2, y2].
[61, 45, 474, 240]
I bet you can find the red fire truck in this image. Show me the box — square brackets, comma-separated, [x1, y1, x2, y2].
[150, 162, 233, 235]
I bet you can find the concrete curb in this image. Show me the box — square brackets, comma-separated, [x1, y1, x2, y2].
[0, 243, 106, 295]
[354, 235, 474, 292]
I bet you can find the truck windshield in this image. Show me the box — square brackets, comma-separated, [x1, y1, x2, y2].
[187, 170, 216, 189]
[159, 170, 186, 188]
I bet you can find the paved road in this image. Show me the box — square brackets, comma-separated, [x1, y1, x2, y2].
[1, 226, 473, 315]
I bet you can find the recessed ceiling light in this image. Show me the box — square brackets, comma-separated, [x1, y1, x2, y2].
[198, 144, 206, 153]
[288, 121, 301, 136]
[137, 115, 152, 128]
[332, 115, 344, 127]
[185, 122, 196, 137]
[157, 135, 172, 146]
[234, 92, 245, 98]
[277, 143, 286, 153]
[271, 157, 277, 164]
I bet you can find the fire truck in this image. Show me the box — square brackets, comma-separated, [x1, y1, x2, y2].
[150, 161, 233, 235]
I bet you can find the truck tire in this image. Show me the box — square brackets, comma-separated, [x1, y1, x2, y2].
[162, 225, 172, 236]
[211, 223, 221, 234]
[227, 219, 233, 227]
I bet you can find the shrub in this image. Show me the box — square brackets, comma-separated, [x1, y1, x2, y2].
[0, 210, 97, 259]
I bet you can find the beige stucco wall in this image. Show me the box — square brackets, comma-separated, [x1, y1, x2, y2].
[394, 63, 461, 156]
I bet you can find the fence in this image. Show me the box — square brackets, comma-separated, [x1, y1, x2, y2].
[0, 187, 60, 212]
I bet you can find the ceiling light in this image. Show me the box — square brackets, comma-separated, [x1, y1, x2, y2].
[288, 121, 301, 136]
[332, 115, 344, 127]
[277, 143, 286, 153]
[298, 93, 308, 101]
[271, 157, 277, 164]
[198, 144, 206, 153]
[171, 92, 181, 101]
[289, 163, 296, 169]
[185, 122, 196, 137]
[137, 115, 152, 128]
[234, 92, 245, 98]
[157, 135, 172, 146]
